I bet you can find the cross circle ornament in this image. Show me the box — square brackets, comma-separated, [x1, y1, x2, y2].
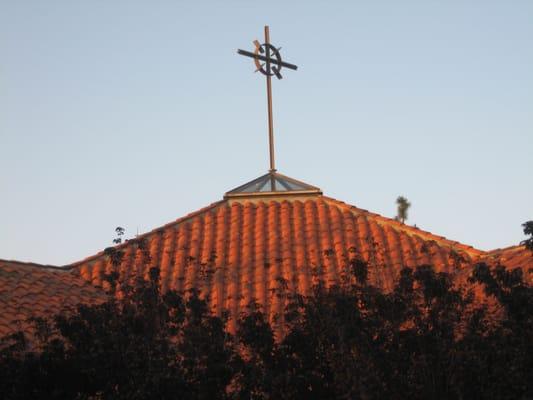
[237, 33, 297, 81]
[254, 41, 284, 79]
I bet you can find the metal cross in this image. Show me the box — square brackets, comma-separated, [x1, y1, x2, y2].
[237, 26, 298, 173]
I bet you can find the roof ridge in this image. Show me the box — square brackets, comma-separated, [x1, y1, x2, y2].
[0, 258, 64, 271]
[67, 200, 227, 269]
[321, 195, 486, 257]
[487, 244, 528, 254]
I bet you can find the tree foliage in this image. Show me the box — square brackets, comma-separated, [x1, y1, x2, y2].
[395, 196, 411, 224]
[521, 220, 533, 251]
[0, 268, 238, 400]
[1, 258, 531, 399]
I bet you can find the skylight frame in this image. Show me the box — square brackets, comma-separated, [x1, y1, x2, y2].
[224, 171, 322, 199]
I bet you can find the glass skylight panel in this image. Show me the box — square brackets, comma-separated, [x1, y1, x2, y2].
[225, 172, 322, 198]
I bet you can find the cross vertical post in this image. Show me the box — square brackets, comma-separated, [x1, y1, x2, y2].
[263, 26, 276, 190]
[264, 26, 276, 173]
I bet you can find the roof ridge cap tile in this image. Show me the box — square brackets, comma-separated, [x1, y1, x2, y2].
[322, 196, 486, 257]
[0, 259, 66, 271]
[486, 244, 527, 254]
[68, 200, 227, 268]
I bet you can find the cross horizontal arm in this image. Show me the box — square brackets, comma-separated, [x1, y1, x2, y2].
[237, 49, 298, 71]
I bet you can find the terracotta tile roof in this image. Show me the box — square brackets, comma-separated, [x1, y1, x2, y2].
[474, 245, 533, 286]
[450, 245, 533, 324]
[2, 188, 530, 337]
[0, 260, 107, 339]
[68, 195, 487, 328]
[454, 245, 533, 286]
[482, 245, 533, 270]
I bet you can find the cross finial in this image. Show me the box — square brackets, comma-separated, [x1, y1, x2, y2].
[237, 26, 298, 173]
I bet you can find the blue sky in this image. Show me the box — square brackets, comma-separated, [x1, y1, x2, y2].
[1, 1, 532, 265]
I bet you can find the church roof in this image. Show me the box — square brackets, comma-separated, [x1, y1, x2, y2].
[1, 174, 531, 337]
[67, 187, 490, 330]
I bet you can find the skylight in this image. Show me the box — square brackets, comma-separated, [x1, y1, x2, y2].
[224, 171, 322, 199]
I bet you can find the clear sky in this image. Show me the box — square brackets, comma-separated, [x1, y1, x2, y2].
[1, 1, 532, 265]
